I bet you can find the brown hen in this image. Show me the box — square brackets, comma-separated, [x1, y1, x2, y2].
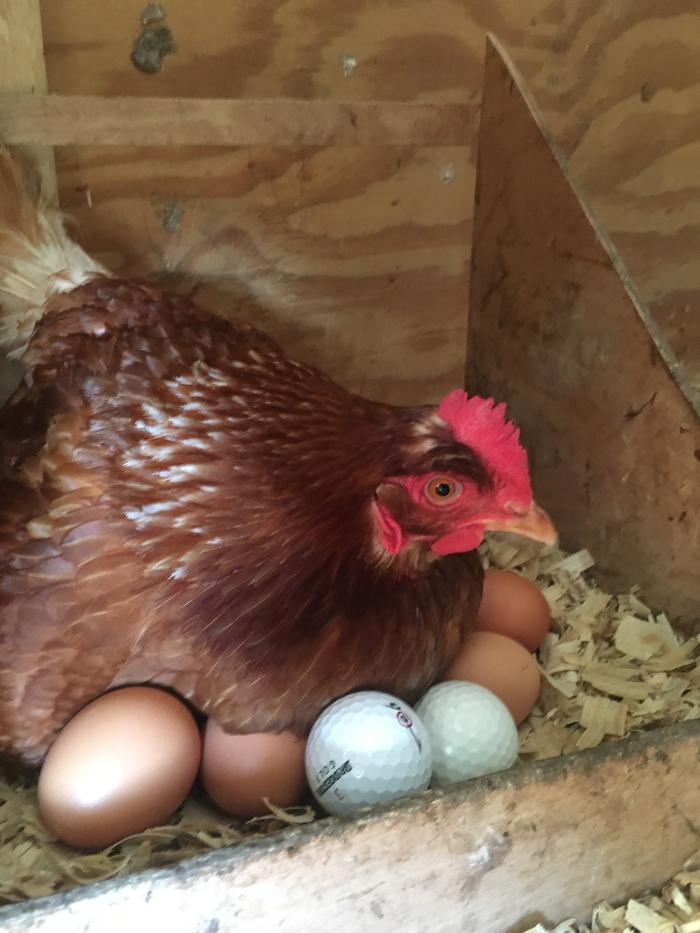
[0, 149, 555, 765]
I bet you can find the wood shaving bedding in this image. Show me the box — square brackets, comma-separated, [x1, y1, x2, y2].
[482, 534, 699, 933]
[480, 535, 699, 762]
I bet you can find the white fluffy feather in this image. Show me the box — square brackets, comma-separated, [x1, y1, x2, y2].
[0, 149, 107, 358]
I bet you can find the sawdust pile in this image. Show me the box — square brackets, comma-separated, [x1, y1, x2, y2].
[481, 536, 700, 760]
[0, 536, 697, 911]
[485, 535, 699, 933]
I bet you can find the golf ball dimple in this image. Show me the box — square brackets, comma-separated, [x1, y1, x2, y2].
[415, 681, 519, 786]
[305, 691, 432, 816]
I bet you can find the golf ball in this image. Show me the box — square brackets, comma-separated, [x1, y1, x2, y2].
[305, 691, 432, 816]
[415, 681, 519, 786]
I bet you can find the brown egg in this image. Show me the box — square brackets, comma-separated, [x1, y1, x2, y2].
[38, 687, 201, 850]
[476, 569, 551, 651]
[445, 631, 541, 724]
[201, 721, 307, 819]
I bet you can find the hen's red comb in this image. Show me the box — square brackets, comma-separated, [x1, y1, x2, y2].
[437, 389, 532, 506]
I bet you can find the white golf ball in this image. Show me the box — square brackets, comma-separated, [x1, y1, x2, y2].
[305, 691, 432, 816]
[415, 681, 519, 786]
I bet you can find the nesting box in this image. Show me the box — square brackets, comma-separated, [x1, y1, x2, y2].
[0, 2, 698, 930]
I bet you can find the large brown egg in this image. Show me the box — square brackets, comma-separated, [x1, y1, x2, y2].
[38, 687, 201, 849]
[476, 568, 551, 651]
[445, 630, 541, 724]
[201, 721, 307, 819]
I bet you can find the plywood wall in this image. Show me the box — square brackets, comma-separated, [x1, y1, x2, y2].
[39, 0, 700, 404]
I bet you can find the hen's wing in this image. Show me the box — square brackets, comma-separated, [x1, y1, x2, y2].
[0, 339, 154, 762]
[0, 278, 274, 762]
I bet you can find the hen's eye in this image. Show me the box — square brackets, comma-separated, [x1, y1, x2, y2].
[425, 476, 462, 504]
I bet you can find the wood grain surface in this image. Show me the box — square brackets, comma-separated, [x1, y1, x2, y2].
[0, 0, 53, 403]
[1, 721, 699, 932]
[516, 1, 700, 393]
[37, 0, 700, 403]
[0, 0, 55, 202]
[468, 37, 699, 628]
[44, 141, 473, 406]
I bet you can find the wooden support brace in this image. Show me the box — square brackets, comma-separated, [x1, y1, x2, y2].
[0, 94, 473, 148]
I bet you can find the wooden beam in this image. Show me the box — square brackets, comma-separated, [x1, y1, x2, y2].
[0, 1, 56, 202]
[0, 94, 473, 147]
[467, 36, 700, 627]
[0, 722, 698, 931]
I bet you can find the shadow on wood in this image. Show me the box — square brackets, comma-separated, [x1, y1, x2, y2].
[467, 36, 700, 630]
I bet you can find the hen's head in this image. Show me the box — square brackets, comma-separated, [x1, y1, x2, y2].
[374, 390, 557, 560]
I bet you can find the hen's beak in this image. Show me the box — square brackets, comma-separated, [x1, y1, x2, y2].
[484, 501, 558, 546]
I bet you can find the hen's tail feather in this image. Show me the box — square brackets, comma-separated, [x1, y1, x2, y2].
[0, 146, 107, 358]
